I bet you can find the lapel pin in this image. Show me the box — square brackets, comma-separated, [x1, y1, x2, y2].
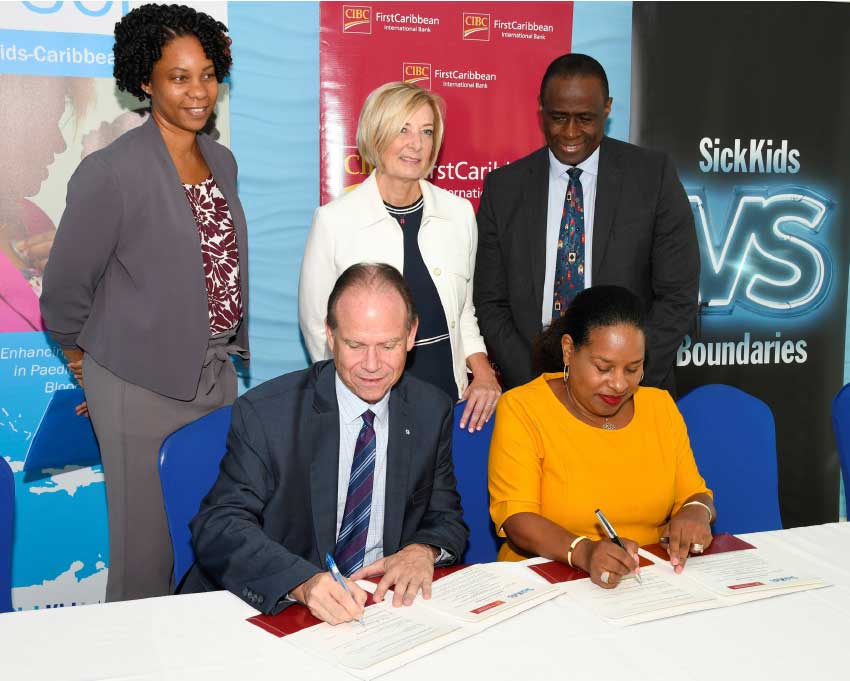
[404, 428, 411, 435]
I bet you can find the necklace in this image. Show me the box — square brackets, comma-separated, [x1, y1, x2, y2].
[563, 381, 618, 430]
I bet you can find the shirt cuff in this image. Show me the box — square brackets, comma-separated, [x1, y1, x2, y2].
[434, 547, 453, 564]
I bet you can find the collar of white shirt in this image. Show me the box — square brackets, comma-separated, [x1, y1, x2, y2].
[547, 145, 600, 182]
[334, 373, 391, 426]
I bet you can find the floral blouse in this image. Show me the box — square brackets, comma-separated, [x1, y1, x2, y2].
[182, 177, 243, 334]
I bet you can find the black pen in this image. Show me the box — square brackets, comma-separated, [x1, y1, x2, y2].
[594, 508, 642, 584]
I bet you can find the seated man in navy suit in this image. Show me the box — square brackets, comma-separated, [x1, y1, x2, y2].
[183, 263, 468, 624]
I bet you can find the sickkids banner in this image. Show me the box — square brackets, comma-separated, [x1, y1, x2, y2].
[0, 0, 846, 613]
[632, 2, 850, 529]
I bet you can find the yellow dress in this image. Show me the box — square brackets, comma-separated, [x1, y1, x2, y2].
[488, 373, 712, 561]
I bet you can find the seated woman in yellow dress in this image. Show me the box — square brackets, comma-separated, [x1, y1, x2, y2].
[488, 285, 715, 589]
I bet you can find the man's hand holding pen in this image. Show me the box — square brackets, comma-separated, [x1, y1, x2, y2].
[291, 570, 368, 626]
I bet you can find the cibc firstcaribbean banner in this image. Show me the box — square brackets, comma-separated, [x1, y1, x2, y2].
[631, 2, 850, 526]
[319, 1, 573, 206]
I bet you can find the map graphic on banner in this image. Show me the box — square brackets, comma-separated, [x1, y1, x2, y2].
[0, 0, 228, 611]
[320, 1, 574, 207]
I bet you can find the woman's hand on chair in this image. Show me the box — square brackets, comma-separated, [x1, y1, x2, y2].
[459, 372, 501, 432]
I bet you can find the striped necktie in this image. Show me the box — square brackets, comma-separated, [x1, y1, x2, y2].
[552, 167, 585, 320]
[334, 409, 376, 577]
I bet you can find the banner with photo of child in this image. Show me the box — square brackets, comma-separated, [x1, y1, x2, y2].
[0, 0, 229, 611]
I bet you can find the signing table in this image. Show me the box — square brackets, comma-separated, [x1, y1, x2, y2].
[2, 523, 849, 681]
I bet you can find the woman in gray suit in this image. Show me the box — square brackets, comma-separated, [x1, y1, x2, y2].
[40, 4, 249, 602]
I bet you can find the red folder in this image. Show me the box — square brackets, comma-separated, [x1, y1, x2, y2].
[247, 563, 470, 637]
[529, 553, 654, 584]
[642, 532, 755, 562]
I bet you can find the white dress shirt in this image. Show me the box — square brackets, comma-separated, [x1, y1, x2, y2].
[541, 146, 600, 326]
[335, 374, 390, 568]
[334, 373, 451, 568]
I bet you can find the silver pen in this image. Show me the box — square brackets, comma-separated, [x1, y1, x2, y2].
[595, 508, 642, 584]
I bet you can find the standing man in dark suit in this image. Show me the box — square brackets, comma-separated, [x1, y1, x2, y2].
[474, 54, 699, 392]
[184, 263, 467, 624]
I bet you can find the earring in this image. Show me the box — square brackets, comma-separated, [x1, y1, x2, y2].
[563, 363, 570, 385]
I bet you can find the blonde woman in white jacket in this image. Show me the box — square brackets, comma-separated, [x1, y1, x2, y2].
[299, 81, 501, 431]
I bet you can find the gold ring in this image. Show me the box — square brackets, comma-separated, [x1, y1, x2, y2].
[691, 543, 704, 554]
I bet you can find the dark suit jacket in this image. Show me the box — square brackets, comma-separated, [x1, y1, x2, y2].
[41, 117, 249, 400]
[182, 360, 468, 615]
[473, 138, 699, 391]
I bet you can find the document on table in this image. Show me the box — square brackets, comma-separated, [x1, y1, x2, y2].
[678, 549, 825, 596]
[565, 570, 714, 621]
[280, 564, 558, 677]
[559, 540, 829, 626]
[291, 600, 459, 671]
[405, 563, 559, 622]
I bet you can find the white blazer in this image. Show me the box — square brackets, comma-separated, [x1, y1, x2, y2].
[298, 172, 487, 396]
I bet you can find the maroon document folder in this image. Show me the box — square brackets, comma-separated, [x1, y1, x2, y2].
[247, 563, 469, 637]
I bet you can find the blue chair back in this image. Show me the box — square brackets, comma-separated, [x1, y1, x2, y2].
[830, 383, 850, 514]
[452, 403, 501, 563]
[159, 406, 232, 588]
[0, 456, 14, 613]
[677, 384, 782, 533]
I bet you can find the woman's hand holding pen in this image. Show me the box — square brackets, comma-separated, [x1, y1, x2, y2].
[574, 537, 640, 590]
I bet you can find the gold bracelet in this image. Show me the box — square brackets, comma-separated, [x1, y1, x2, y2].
[567, 535, 589, 568]
[682, 500, 713, 523]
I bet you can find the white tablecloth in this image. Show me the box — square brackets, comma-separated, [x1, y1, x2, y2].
[2, 523, 849, 681]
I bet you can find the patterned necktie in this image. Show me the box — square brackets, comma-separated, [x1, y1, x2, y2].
[552, 167, 585, 320]
[334, 409, 377, 577]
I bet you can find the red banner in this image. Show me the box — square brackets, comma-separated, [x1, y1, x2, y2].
[320, 1, 573, 207]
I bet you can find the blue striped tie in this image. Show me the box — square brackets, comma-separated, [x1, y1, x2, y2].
[334, 409, 376, 576]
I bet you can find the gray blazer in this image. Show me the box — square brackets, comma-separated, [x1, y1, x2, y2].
[41, 117, 249, 400]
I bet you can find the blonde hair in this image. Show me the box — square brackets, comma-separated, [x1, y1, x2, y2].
[356, 81, 445, 175]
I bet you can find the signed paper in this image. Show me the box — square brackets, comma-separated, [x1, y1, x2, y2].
[681, 550, 824, 596]
[422, 563, 558, 621]
[292, 601, 458, 671]
[559, 542, 829, 626]
[565, 570, 714, 620]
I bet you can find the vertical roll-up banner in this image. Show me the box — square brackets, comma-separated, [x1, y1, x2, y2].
[319, 2, 574, 206]
[632, 2, 850, 526]
[0, 1, 229, 610]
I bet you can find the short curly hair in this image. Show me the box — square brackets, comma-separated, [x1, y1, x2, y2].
[113, 4, 232, 101]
